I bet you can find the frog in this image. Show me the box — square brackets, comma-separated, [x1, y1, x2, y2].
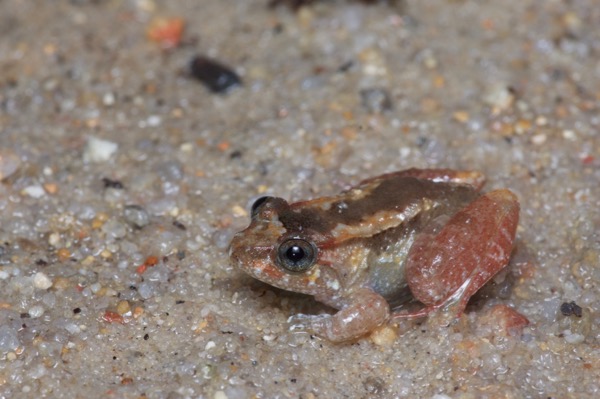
[229, 168, 520, 342]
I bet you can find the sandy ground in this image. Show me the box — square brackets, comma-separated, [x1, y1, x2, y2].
[1, 1, 599, 398]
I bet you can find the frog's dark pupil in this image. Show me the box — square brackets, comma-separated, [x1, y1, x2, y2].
[277, 238, 316, 273]
[286, 245, 305, 263]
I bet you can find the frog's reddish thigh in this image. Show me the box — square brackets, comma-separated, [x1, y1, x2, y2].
[404, 189, 519, 308]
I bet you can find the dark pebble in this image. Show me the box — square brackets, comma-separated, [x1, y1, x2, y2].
[102, 177, 124, 189]
[189, 56, 241, 94]
[172, 220, 186, 230]
[337, 60, 354, 73]
[560, 301, 583, 317]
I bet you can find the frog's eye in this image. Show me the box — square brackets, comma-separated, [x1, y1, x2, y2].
[250, 196, 273, 218]
[277, 239, 317, 273]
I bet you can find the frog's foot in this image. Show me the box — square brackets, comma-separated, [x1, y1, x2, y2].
[391, 274, 474, 321]
[401, 189, 520, 319]
[288, 288, 390, 342]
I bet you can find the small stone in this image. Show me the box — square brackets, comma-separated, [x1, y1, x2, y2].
[531, 133, 547, 145]
[123, 205, 150, 229]
[562, 129, 576, 140]
[22, 185, 46, 198]
[64, 322, 81, 335]
[43, 183, 59, 194]
[0, 325, 20, 351]
[33, 272, 53, 290]
[101, 219, 128, 239]
[116, 300, 131, 315]
[205, 341, 216, 350]
[483, 83, 515, 111]
[146, 17, 184, 49]
[560, 301, 582, 317]
[563, 330, 585, 344]
[360, 88, 393, 113]
[453, 111, 470, 123]
[370, 325, 398, 346]
[0, 148, 21, 180]
[103, 92, 115, 106]
[146, 115, 162, 127]
[179, 142, 193, 153]
[189, 55, 242, 94]
[48, 232, 61, 247]
[535, 116, 548, 126]
[214, 391, 228, 399]
[53, 277, 71, 290]
[28, 305, 45, 318]
[42, 293, 56, 307]
[84, 136, 118, 163]
[138, 282, 156, 299]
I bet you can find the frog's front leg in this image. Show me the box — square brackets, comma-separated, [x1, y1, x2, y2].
[394, 189, 520, 320]
[289, 287, 390, 342]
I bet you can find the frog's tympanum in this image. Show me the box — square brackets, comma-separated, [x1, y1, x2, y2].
[229, 169, 520, 342]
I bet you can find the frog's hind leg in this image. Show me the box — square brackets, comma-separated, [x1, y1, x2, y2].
[391, 189, 519, 320]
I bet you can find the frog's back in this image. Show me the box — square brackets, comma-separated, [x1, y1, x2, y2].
[282, 176, 478, 237]
[342, 176, 480, 307]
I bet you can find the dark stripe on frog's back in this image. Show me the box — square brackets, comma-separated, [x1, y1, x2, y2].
[280, 176, 479, 235]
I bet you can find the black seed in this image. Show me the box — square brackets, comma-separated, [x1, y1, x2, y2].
[189, 56, 241, 94]
[73, 307, 82, 314]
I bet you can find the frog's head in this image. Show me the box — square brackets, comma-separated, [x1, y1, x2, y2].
[229, 196, 341, 298]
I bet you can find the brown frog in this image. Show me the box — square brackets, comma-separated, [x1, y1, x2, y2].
[229, 168, 520, 342]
